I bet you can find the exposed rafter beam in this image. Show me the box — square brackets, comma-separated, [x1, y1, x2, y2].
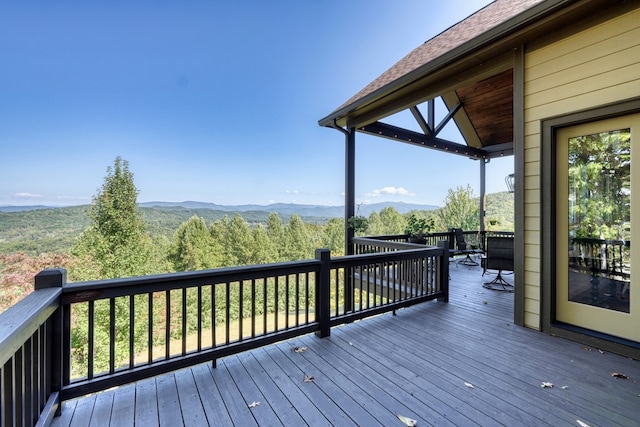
[434, 102, 463, 136]
[409, 106, 432, 135]
[357, 121, 489, 159]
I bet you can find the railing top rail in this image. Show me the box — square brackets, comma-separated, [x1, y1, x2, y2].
[0, 287, 60, 367]
[332, 246, 443, 268]
[62, 259, 320, 301]
[352, 236, 438, 251]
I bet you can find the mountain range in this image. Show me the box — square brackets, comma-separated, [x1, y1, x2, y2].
[0, 201, 439, 217]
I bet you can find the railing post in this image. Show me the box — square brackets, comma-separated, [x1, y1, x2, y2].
[437, 241, 449, 302]
[315, 249, 331, 338]
[35, 268, 67, 416]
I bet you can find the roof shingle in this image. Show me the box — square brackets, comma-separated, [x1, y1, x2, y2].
[331, 0, 545, 117]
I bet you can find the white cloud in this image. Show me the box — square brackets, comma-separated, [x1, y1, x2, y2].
[285, 190, 299, 194]
[15, 192, 44, 199]
[365, 186, 416, 198]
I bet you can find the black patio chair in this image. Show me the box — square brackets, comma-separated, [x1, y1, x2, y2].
[449, 228, 482, 266]
[482, 236, 514, 291]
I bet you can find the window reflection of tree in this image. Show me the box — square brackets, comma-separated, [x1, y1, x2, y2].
[567, 129, 631, 312]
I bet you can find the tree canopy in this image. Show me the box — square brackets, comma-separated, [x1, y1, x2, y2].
[72, 157, 152, 279]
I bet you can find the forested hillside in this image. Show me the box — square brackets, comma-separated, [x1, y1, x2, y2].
[0, 206, 323, 255]
[0, 192, 514, 256]
[485, 191, 515, 230]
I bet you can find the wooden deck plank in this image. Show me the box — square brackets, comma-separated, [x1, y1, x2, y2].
[419, 314, 633, 425]
[262, 344, 357, 426]
[210, 359, 259, 426]
[356, 310, 575, 426]
[156, 372, 183, 426]
[173, 368, 209, 427]
[294, 332, 450, 426]
[330, 320, 514, 426]
[190, 363, 235, 426]
[250, 347, 331, 426]
[156, 373, 184, 426]
[88, 389, 114, 427]
[109, 382, 135, 427]
[355, 296, 639, 426]
[234, 351, 309, 426]
[273, 340, 387, 426]
[68, 393, 96, 427]
[133, 376, 158, 426]
[222, 355, 285, 426]
[393, 296, 640, 425]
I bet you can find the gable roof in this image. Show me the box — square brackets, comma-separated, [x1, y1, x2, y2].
[319, 0, 574, 128]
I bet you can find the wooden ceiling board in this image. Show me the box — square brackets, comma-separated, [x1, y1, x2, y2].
[455, 69, 513, 147]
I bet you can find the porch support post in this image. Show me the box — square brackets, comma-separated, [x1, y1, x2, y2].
[345, 127, 356, 256]
[480, 159, 487, 235]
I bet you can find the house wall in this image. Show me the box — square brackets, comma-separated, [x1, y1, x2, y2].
[522, 6, 640, 329]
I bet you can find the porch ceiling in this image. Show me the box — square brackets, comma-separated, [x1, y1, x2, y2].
[355, 68, 515, 161]
[445, 68, 514, 154]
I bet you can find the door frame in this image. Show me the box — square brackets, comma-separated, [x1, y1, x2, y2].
[541, 97, 640, 359]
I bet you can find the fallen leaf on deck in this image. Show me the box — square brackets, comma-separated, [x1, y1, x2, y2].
[576, 420, 590, 427]
[396, 414, 417, 426]
[303, 374, 315, 383]
[561, 385, 569, 390]
[464, 382, 474, 388]
[247, 401, 260, 408]
[483, 300, 488, 305]
[582, 346, 591, 351]
[292, 346, 307, 353]
[540, 382, 554, 388]
[610, 372, 629, 379]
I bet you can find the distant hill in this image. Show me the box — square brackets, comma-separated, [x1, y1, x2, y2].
[138, 201, 439, 217]
[0, 201, 439, 256]
[0, 205, 52, 212]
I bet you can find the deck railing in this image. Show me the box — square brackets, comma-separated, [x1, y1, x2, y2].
[0, 245, 447, 426]
[355, 230, 513, 254]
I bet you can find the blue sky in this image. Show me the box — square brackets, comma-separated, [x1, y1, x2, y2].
[0, 0, 510, 208]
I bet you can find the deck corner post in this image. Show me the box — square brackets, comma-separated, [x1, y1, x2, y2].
[437, 241, 450, 302]
[35, 268, 67, 290]
[35, 268, 67, 415]
[315, 248, 331, 338]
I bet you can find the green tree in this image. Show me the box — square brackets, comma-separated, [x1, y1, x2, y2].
[378, 207, 406, 235]
[365, 212, 385, 236]
[266, 213, 285, 262]
[225, 213, 254, 266]
[434, 185, 480, 231]
[250, 224, 276, 264]
[283, 214, 313, 260]
[72, 157, 151, 279]
[322, 218, 345, 255]
[170, 216, 219, 271]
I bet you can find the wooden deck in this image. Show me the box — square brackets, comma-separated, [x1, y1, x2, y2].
[50, 263, 640, 426]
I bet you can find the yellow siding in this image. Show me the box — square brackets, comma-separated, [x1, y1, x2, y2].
[522, 7, 640, 329]
[524, 216, 539, 231]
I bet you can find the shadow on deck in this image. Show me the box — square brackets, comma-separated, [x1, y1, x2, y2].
[51, 263, 640, 427]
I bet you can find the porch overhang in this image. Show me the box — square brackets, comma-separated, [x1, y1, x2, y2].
[318, 0, 614, 156]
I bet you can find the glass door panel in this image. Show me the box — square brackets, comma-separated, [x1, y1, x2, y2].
[556, 114, 639, 342]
